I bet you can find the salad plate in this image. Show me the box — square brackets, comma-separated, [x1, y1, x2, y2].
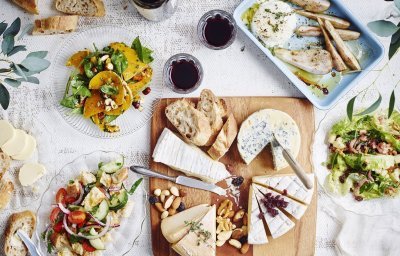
[34, 151, 148, 255]
[52, 26, 164, 138]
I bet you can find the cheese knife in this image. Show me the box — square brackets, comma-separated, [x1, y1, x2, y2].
[17, 230, 42, 256]
[130, 166, 227, 196]
[271, 133, 314, 189]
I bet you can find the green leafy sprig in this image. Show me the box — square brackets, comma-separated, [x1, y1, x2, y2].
[0, 18, 50, 110]
[347, 92, 396, 121]
[131, 37, 154, 64]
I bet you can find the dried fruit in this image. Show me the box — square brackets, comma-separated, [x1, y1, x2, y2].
[179, 189, 187, 197]
[148, 195, 158, 205]
[176, 202, 186, 212]
[232, 176, 244, 187]
[142, 87, 151, 95]
[231, 229, 244, 240]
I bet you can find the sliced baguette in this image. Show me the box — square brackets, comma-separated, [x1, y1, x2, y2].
[12, 0, 39, 14]
[32, 15, 78, 35]
[197, 89, 228, 146]
[0, 180, 14, 210]
[207, 113, 238, 160]
[4, 210, 36, 256]
[165, 99, 212, 146]
[55, 0, 106, 17]
[0, 152, 11, 181]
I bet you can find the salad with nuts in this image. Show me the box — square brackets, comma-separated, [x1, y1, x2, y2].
[60, 37, 154, 133]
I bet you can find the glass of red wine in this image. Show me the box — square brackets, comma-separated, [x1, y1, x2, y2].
[197, 9, 237, 50]
[163, 53, 203, 94]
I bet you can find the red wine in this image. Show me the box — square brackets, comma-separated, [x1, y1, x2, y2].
[204, 14, 234, 47]
[170, 60, 200, 90]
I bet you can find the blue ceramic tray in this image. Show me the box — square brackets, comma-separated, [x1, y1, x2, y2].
[233, 0, 384, 110]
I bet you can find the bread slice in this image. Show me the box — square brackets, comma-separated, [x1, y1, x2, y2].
[197, 89, 228, 146]
[165, 99, 212, 146]
[208, 113, 238, 160]
[12, 0, 39, 14]
[0, 180, 14, 210]
[4, 210, 36, 256]
[55, 0, 106, 17]
[0, 152, 11, 181]
[32, 15, 79, 35]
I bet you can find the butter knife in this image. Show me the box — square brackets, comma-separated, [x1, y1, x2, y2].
[130, 166, 227, 196]
[17, 230, 42, 256]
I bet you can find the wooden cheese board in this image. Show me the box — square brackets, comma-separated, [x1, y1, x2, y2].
[149, 96, 317, 256]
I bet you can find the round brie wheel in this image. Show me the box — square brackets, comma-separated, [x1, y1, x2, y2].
[0, 120, 15, 147]
[1, 129, 28, 156]
[12, 135, 37, 161]
[19, 163, 46, 186]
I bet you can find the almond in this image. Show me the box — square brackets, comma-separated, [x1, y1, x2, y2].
[164, 195, 175, 209]
[231, 229, 244, 240]
[170, 186, 179, 197]
[240, 243, 250, 254]
[229, 239, 242, 249]
[171, 197, 181, 210]
[155, 202, 165, 212]
[168, 208, 176, 216]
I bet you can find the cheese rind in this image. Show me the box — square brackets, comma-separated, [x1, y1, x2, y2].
[0, 120, 15, 147]
[247, 185, 268, 245]
[253, 174, 315, 205]
[153, 128, 230, 184]
[1, 129, 28, 156]
[12, 134, 36, 161]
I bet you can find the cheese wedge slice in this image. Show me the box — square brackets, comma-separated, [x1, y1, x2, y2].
[254, 184, 307, 220]
[153, 128, 230, 184]
[253, 174, 314, 205]
[161, 204, 210, 244]
[0, 120, 15, 147]
[247, 184, 268, 245]
[12, 134, 36, 161]
[19, 163, 46, 186]
[254, 188, 295, 239]
[1, 129, 28, 156]
[171, 205, 216, 256]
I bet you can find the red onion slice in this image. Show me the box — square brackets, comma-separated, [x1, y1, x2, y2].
[71, 183, 84, 205]
[88, 213, 106, 227]
[63, 214, 111, 240]
[58, 203, 71, 214]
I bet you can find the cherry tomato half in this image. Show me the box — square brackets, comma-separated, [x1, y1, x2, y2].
[64, 195, 77, 204]
[53, 221, 64, 233]
[55, 188, 67, 204]
[50, 207, 62, 223]
[68, 211, 86, 224]
[82, 240, 96, 252]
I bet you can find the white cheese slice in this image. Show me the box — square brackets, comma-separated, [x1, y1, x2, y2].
[18, 163, 46, 186]
[161, 204, 210, 244]
[253, 174, 314, 205]
[247, 184, 268, 245]
[153, 128, 231, 184]
[0, 120, 15, 147]
[1, 129, 28, 156]
[254, 188, 294, 239]
[12, 134, 36, 161]
[254, 184, 307, 220]
[171, 205, 216, 256]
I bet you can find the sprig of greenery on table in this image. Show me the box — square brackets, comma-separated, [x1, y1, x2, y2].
[0, 18, 50, 110]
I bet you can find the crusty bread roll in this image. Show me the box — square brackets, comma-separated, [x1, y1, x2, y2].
[32, 15, 78, 35]
[4, 210, 36, 256]
[208, 113, 238, 160]
[165, 99, 212, 146]
[0, 179, 14, 210]
[55, 0, 106, 17]
[12, 0, 39, 14]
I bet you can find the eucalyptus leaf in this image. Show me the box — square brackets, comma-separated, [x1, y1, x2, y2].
[0, 83, 10, 110]
[12, 64, 27, 81]
[7, 45, 26, 56]
[21, 57, 50, 73]
[16, 76, 39, 84]
[388, 90, 396, 118]
[347, 96, 356, 121]
[389, 22, 400, 59]
[3, 18, 20, 37]
[17, 24, 33, 40]
[2, 35, 14, 54]
[4, 78, 21, 87]
[127, 178, 143, 195]
[27, 51, 48, 59]
[355, 94, 382, 116]
[0, 22, 7, 37]
[367, 20, 400, 37]
[395, 0, 400, 11]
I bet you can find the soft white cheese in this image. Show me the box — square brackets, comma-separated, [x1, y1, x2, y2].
[1, 129, 28, 156]
[12, 134, 36, 161]
[247, 185, 268, 245]
[18, 163, 46, 186]
[0, 120, 15, 147]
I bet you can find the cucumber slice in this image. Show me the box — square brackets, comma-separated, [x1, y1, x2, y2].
[90, 238, 105, 250]
[109, 190, 128, 210]
[99, 156, 124, 174]
[68, 205, 85, 211]
[92, 200, 109, 220]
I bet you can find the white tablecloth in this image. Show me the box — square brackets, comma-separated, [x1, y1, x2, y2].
[0, 0, 399, 255]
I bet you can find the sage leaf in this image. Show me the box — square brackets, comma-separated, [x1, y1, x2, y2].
[21, 57, 50, 73]
[389, 22, 400, 59]
[7, 45, 26, 56]
[355, 93, 382, 116]
[388, 90, 396, 118]
[27, 51, 48, 59]
[0, 22, 7, 37]
[17, 24, 33, 40]
[0, 83, 10, 110]
[2, 35, 14, 54]
[16, 76, 39, 84]
[3, 18, 20, 37]
[367, 20, 400, 37]
[4, 78, 21, 87]
[347, 96, 356, 121]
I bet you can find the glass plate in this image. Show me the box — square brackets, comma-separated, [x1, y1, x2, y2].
[52, 26, 164, 138]
[34, 151, 148, 255]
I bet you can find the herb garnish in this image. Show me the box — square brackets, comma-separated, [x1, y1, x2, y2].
[131, 37, 154, 64]
[100, 83, 119, 95]
[184, 220, 212, 246]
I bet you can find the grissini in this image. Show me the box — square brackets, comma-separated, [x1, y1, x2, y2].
[296, 10, 351, 29]
[208, 113, 238, 160]
[288, 0, 330, 13]
[295, 26, 360, 41]
[324, 20, 361, 71]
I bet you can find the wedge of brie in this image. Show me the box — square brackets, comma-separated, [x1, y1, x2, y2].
[153, 128, 231, 184]
[255, 188, 295, 239]
[254, 184, 307, 220]
[171, 205, 216, 256]
[253, 174, 314, 205]
[247, 184, 268, 245]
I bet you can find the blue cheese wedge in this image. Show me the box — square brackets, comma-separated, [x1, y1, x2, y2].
[254, 188, 295, 239]
[254, 184, 307, 220]
[253, 174, 314, 205]
[153, 128, 230, 184]
[247, 185, 268, 245]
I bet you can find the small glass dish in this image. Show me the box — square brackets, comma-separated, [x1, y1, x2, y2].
[163, 53, 203, 94]
[197, 9, 237, 50]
